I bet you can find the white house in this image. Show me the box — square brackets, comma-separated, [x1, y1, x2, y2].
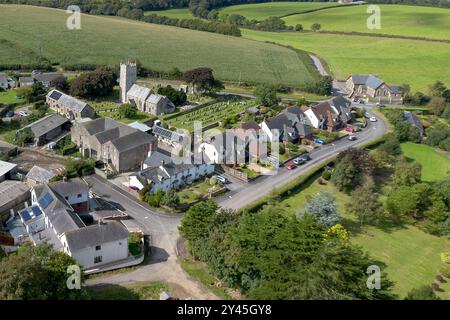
[60, 221, 129, 269]
[128, 150, 215, 193]
[303, 95, 352, 131]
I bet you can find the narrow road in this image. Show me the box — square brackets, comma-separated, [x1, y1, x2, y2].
[309, 54, 328, 76]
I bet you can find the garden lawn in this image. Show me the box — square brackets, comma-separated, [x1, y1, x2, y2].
[88, 281, 169, 300]
[277, 176, 450, 298]
[0, 90, 25, 104]
[400, 142, 450, 182]
[219, 2, 341, 20]
[0, 5, 317, 87]
[242, 29, 450, 92]
[145, 8, 194, 19]
[283, 4, 450, 40]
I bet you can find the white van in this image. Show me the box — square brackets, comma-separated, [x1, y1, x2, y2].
[215, 175, 227, 184]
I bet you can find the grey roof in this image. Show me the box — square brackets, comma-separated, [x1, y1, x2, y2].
[127, 84, 152, 101]
[81, 117, 121, 135]
[33, 73, 64, 85]
[110, 130, 155, 153]
[329, 95, 352, 123]
[46, 89, 90, 113]
[351, 75, 384, 90]
[153, 126, 184, 143]
[389, 85, 402, 94]
[27, 114, 69, 138]
[26, 165, 56, 183]
[64, 221, 128, 252]
[264, 106, 312, 141]
[19, 76, 34, 84]
[403, 111, 424, 135]
[0, 160, 17, 177]
[0, 140, 17, 154]
[0, 181, 30, 209]
[128, 121, 152, 132]
[143, 150, 173, 168]
[136, 161, 194, 184]
[49, 178, 89, 198]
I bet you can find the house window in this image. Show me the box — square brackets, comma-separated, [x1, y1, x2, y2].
[94, 256, 102, 264]
[65, 196, 69, 200]
[95, 245, 101, 251]
[77, 194, 82, 198]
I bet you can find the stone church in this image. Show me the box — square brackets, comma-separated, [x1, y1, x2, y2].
[119, 62, 176, 116]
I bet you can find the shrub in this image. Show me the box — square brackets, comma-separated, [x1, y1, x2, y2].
[322, 170, 332, 181]
[439, 263, 450, 278]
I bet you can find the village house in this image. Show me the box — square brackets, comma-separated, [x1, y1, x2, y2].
[345, 74, 403, 103]
[46, 89, 95, 120]
[25, 166, 56, 187]
[260, 106, 312, 144]
[24, 113, 71, 146]
[0, 160, 17, 182]
[119, 62, 175, 115]
[0, 180, 30, 223]
[303, 96, 353, 132]
[0, 72, 16, 90]
[17, 179, 130, 269]
[18, 72, 64, 88]
[128, 150, 214, 193]
[71, 117, 157, 173]
[152, 125, 186, 148]
[403, 111, 424, 136]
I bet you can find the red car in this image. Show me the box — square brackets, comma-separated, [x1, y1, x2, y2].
[285, 162, 297, 170]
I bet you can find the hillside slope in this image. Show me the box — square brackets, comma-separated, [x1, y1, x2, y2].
[0, 5, 318, 86]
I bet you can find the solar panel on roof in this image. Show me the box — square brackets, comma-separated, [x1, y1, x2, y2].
[20, 210, 31, 222]
[49, 91, 63, 101]
[31, 206, 43, 217]
[38, 192, 53, 209]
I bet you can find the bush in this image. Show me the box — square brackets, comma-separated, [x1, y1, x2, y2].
[322, 170, 332, 181]
[439, 263, 450, 278]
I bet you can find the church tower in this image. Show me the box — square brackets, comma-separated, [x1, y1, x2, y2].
[119, 61, 137, 103]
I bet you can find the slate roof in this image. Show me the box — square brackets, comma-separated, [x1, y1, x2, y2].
[19, 76, 34, 84]
[0, 181, 30, 209]
[351, 75, 384, 90]
[26, 165, 56, 183]
[110, 130, 155, 153]
[64, 221, 128, 252]
[128, 121, 152, 132]
[27, 114, 69, 138]
[0, 140, 17, 154]
[310, 96, 352, 126]
[49, 178, 89, 199]
[263, 106, 312, 141]
[33, 73, 64, 85]
[143, 150, 173, 168]
[403, 111, 424, 135]
[46, 89, 90, 113]
[127, 84, 152, 101]
[0, 160, 17, 177]
[389, 85, 402, 94]
[136, 161, 194, 184]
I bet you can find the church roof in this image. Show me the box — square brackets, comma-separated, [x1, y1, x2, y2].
[127, 84, 152, 101]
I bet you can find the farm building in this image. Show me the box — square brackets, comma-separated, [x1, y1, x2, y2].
[25, 114, 70, 146]
[0, 160, 17, 182]
[19, 72, 64, 88]
[46, 89, 95, 120]
[26, 166, 56, 186]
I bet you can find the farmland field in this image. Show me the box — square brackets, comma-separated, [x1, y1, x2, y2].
[144, 8, 194, 20]
[165, 98, 255, 132]
[218, 2, 342, 20]
[0, 5, 317, 87]
[400, 142, 450, 182]
[283, 5, 450, 40]
[242, 29, 450, 91]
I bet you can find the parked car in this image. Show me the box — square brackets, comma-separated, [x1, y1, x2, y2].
[215, 175, 227, 184]
[293, 158, 306, 165]
[313, 138, 325, 145]
[348, 135, 357, 141]
[5, 110, 15, 117]
[285, 162, 297, 170]
[17, 110, 31, 117]
[369, 116, 377, 122]
[298, 153, 311, 162]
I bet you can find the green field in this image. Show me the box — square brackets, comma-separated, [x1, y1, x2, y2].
[219, 2, 342, 20]
[277, 176, 450, 298]
[283, 5, 450, 40]
[242, 29, 450, 91]
[0, 90, 25, 104]
[145, 8, 194, 19]
[401, 142, 450, 182]
[0, 5, 317, 87]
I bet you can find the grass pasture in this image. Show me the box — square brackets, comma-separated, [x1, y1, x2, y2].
[400, 142, 450, 182]
[0, 90, 25, 104]
[283, 5, 450, 40]
[145, 8, 194, 19]
[218, 2, 342, 20]
[0, 5, 316, 87]
[242, 29, 450, 91]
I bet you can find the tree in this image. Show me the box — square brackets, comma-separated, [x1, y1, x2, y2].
[183, 67, 222, 94]
[428, 80, 447, 97]
[386, 183, 431, 220]
[179, 199, 218, 241]
[427, 96, 447, 116]
[0, 244, 87, 300]
[160, 189, 180, 208]
[331, 149, 372, 193]
[14, 127, 34, 146]
[254, 84, 278, 107]
[348, 178, 383, 226]
[311, 23, 321, 32]
[423, 200, 450, 235]
[295, 24, 303, 31]
[50, 76, 69, 92]
[157, 85, 187, 106]
[405, 285, 440, 300]
[379, 135, 402, 156]
[304, 192, 340, 227]
[392, 160, 421, 186]
[70, 67, 117, 98]
[118, 103, 137, 119]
